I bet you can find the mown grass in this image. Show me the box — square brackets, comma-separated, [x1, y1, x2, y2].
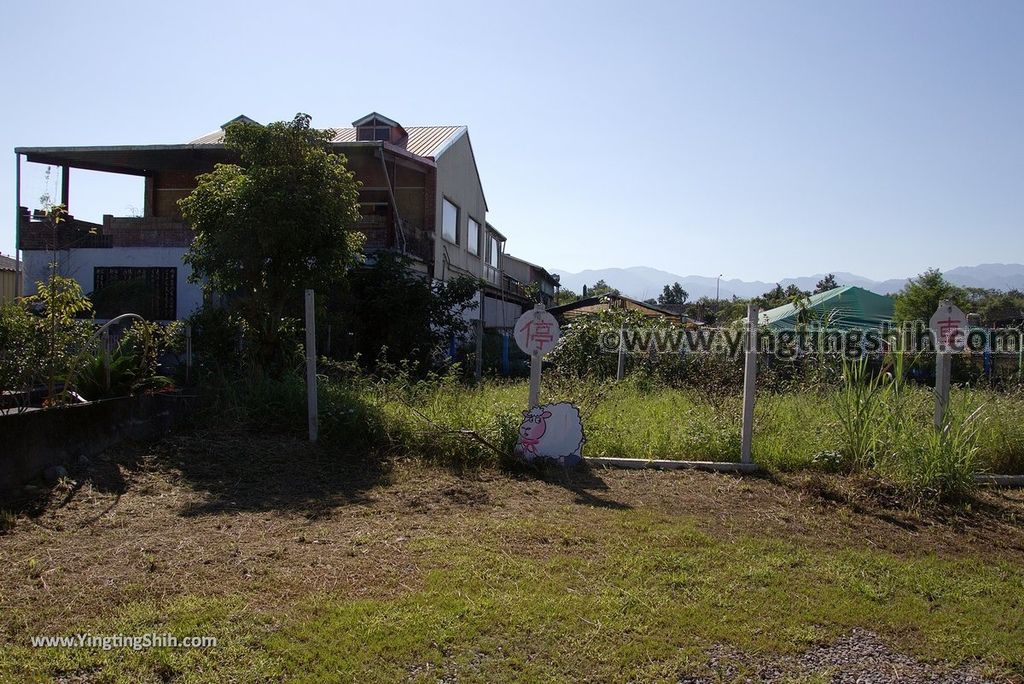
[4, 508, 1022, 682]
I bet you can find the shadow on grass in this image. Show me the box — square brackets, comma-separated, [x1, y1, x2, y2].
[531, 462, 633, 511]
[158, 429, 389, 519]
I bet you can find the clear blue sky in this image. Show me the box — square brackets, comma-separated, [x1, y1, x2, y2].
[2, 0, 1021, 282]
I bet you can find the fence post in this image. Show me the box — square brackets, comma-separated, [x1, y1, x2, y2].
[185, 325, 192, 385]
[305, 289, 318, 442]
[934, 350, 951, 428]
[741, 304, 759, 464]
[616, 326, 626, 381]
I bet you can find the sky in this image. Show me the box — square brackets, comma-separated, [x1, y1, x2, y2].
[1, 0, 1022, 282]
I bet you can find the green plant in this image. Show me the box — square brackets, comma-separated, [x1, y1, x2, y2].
[0, 510, 15, 534]
[180, 113, 364, 377]
[830, 357, 890, 470]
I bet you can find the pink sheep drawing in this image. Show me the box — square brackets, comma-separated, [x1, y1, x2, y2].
[515, 403, 585, 465]
[518, 407, 553, 457]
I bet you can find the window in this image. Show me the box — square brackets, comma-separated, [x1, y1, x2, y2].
[487, 235, 500, 268]
[356, 116, 392, 142]
[94, 266, 177, 320]
[442, 199, 459, 244]
[467, 218, 480, 255]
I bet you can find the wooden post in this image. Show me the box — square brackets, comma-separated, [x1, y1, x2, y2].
[616, 326, 626, 380]
[304, 289, 318, 442]
[934, 350, 951, 428]
[528, 350, 541, 408]
[740, 304, 758, 464]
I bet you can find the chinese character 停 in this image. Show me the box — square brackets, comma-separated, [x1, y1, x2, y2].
[519, 318, 555, 350]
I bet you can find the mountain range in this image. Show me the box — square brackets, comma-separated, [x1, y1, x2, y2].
[552, 264, 1024, 301]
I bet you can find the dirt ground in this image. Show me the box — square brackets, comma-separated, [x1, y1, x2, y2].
[2, 429, 1024, 681]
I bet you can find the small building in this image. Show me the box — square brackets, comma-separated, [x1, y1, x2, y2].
[759, 285, 895, 331]
[502, 254, 560, 306]
[548, 293, 683, 323]
[0, 254, 20, 304]
[15, 112, 546, 322]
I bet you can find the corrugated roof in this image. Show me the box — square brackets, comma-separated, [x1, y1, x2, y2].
[0, 253, 19, 271]
[190, 125, 466, 159]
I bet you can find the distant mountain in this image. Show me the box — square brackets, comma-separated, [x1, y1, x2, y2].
[552, 264, 1024, 301]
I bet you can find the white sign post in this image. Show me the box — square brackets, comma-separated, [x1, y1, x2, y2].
[929, 300, 967, 428]
[740, 304, 758, 464]
[304, 289, 319, 442]
[514, 303, 560, 408]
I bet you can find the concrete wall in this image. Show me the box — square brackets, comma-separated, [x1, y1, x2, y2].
[0, 394, 192, 496]
[21, 247, 203, 320]
[483, 295, 523, 331]
[433, 132, 488, 282]
[0, 269, 17, 304]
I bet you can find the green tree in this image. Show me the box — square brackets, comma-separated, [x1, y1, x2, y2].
[657, 282, 689, 306]
[893, 268, 968, 323]
[553, 288, 580, 306]
[338, 253, 479, 371]
[583, 279, 618, 298]
[814, 274, 839, 293]
[179, 113, 363, 375]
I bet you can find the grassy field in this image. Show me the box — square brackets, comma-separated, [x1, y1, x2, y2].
[2, 432, 1024, 682]
[351, 376, 1024, 476]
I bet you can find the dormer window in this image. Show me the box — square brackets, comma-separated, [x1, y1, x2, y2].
[352, 112, 406, 145]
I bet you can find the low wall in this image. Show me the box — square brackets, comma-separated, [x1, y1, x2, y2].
[0, 393, 193, 495]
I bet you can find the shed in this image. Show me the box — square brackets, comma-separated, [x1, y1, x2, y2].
[759, 285, 895, 331]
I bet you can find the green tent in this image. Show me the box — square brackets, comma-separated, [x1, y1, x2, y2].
[759, 285, 895, 331]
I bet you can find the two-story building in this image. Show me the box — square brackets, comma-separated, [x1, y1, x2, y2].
[14, 112, 539, 328]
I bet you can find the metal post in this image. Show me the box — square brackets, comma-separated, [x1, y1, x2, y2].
[475, 291, 484, 381]
[501, 334, 510, 376]
[528, 350, 541, 408]
[304, 289, 318, 442]
[740, 304, 758, 464]
[934, 351, 951, 428]
[60, 164, 70, 211]
[616, 326, 626, 380]
[102, 330, 111, 391]
[14, 153, 21, 297]
[185, 325, 193, 385]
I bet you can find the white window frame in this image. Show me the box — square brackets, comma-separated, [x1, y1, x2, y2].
[467, 217, 480, 255]
[487, 235, 500, 268]
[442, 198, 459, 244]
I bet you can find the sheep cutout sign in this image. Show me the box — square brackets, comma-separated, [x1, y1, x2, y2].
[515, 402, 586, 466]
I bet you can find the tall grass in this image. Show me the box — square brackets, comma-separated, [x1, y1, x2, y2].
[194, 363, 1024, 496]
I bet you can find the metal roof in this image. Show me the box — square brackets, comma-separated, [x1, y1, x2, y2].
[190, 125, 467, 159]
[0, 253, 19, 271]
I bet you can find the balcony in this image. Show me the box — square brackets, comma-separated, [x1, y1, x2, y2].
[358, 215, 433, 263]
[19, 208, 192, 251]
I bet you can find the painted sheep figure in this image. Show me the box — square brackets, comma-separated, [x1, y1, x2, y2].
[515, 402, 585, 466]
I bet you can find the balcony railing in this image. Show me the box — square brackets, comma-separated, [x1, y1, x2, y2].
[358, 215, 433, 263]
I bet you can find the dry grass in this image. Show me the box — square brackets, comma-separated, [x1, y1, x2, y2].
[2, 431, 1024, 681]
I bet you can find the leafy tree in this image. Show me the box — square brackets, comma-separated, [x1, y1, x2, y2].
[337, 253, 479, 371]
[657, 282, 689, 306]
[553, 288, 580, 306]
[814, 274, 839, 294]
[179, 113, 363, 375]
[893, 268, 968, 323]
[583, 279, 618, 298]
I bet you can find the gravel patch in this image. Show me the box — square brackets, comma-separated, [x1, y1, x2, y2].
[687, 628, 997, 683]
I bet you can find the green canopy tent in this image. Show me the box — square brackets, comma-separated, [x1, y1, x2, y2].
[759, 285, 895, 331]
